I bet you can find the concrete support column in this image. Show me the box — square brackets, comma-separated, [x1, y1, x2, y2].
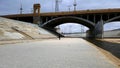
[38, 17, 43, 26]
[86, 29, 95, 38]
[86, 20, 104, 39]
[94, 20, 104, 39]
[33, 16, 40, 24]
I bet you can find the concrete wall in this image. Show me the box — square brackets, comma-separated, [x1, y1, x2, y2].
[103, 30, 120, 38]
[62, 29, 120, 38]
[63, 33, 86, 38]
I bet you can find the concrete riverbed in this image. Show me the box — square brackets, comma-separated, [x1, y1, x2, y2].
[0, 38, 118, 68]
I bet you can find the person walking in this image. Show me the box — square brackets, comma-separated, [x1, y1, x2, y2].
[58, 35, 61, 40]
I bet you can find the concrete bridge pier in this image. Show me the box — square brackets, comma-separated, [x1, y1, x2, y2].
[94, 20, 104, 39]
[86, 29, 95, 38]
[86, 20, 104, 39]
[38, 18, 43, 26]
[33, 16, 40, 24]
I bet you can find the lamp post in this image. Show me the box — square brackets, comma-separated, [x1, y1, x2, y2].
[68, 5, 71, 12]
[73, 0, 77, 11]
[55, 0, 62, 12]
[20, 0, 23, 14]
[20, 4, 23, 14]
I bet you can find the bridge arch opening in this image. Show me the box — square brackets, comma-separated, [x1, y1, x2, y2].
[55, 23, 89, 37]
[42, 16, 95, 29]
[103, 21, 120, 38]
[106, 15, 120, 23]
[41, 16, 94, 37]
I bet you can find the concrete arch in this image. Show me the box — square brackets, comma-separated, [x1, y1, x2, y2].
[105, 15, 120, 24]
[41, 16, 95, 30]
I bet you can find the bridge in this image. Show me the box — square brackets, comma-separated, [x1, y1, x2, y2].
[1, 4, 120, 38]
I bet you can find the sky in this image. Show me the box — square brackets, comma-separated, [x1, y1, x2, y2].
[1, 0, 120, 14]
[0, 0, 120, 33]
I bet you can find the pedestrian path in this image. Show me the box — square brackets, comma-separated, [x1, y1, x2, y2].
[0, 38, 117, 68]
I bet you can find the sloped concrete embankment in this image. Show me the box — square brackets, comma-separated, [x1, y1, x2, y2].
[0, 17, 57, 41]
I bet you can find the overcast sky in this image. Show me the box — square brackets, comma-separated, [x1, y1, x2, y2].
[0, 0, 120, 33]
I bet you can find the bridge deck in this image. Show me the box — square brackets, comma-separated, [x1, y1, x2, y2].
[2, 8, 120, 18]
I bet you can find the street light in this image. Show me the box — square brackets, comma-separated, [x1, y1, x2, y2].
[68, 5, 71, 12]
[20, 4, 23, 14]
[55, 0, 62, 12]
[20, 0, 23, 14]
[73, 0, 77, 11]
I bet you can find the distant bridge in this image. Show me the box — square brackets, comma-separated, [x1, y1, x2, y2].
[1, 8, 120, 38]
